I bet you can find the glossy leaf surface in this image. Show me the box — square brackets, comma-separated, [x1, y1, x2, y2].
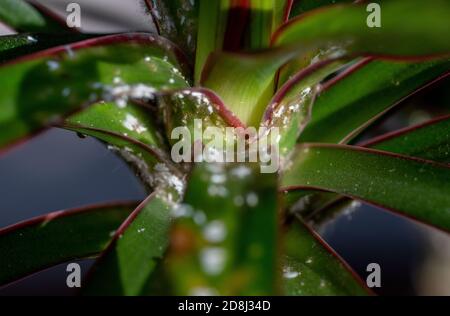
[0, 0, 62, 32]
[282, 144, 450, 231]
[300, 59, 450, 143]
[165, 163, 278, 295]
[203, 0, 450, 126]
[366, 115, 450, 164]
[0, 202, 136, 286]
[284, 221, 368, 295]
[83, 194, 172, 296]
[0, 33, 189, 151]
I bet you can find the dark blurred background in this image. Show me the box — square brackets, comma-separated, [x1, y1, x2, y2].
[0, 0, 449, 296]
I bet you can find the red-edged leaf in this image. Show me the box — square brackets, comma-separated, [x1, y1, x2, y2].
[264, 58, 354, 155]
[146, 0, 198, 58]
[0, 33, 190, 153]
[62, 120, 183, 194]
[362, 114, 450, 164]
[284, 220, 369, 295]
[195, 0, 292, 83]
[299, 115, 450, 227]
[282, 143, 450, 232]
[158, 87, 245, 147]
[202, 0, 450, 126]
[83, 193, 172, 295]
[0, 0, 68, 33]
[0, 201, 137, 286]
[300, 59, 450, 144]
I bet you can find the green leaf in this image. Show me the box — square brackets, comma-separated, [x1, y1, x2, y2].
[65, 90, 240, 195]
[300, 59, 450, 143]
[83, 193, 172, 296]
[0, 35, 33, 54]
[195, 0, 291, 125]
[364, 115, 450, 164]
[290, 0, 353, 17]
[201, 50, 285, 126]
[0, 33, 190, 151]
[284, 112, 450, 291]
[274, 0, 450, 56]
[67, 101, 163, 149]
[64, 99, 186, 194]
[247, 0, 292, 50]
[281, 144, 450, 232]
[158, 87, 244, 147]
[0, 201, 137, 286]
[165, 163, 278, 295]
[0, 0, 63, 32]
[202, 0, 450, 126]
[276, 50, 346, 89]
[284, 221, 368, 295]
[272, 0, 293, 32]
[265, 59, 350, 156]
[195, 0, 291, 83]
[194, 0, 226, 83]
[301, 115, 450, 227]
[278, 0, 352, 89]
[62, 121, 181, 193]
[0, 34, 91, 63]
[148, 0, 199, 59]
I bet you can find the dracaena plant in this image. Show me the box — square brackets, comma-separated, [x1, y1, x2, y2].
[0, 0, 449, 296]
